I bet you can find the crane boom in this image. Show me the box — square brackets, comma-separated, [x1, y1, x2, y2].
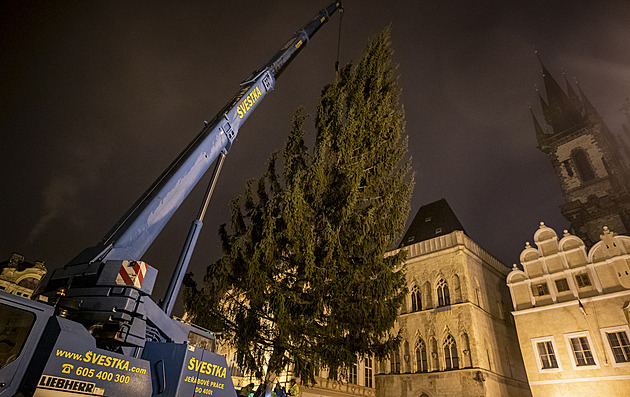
[0, 3, 343, 397]
[68, 1, 342, 267]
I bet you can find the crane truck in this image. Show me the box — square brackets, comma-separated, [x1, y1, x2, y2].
[0, 2, 342, 396]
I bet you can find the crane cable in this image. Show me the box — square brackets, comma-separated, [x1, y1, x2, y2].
[335, 6, 344, 81]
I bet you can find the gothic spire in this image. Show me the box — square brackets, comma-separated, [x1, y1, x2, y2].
[537, 54, 584, 133]
[564, 75, 583, 114]
[531, 107, 548, 151]
[577, 83, 600, 121]
[539, 91, 553, 127]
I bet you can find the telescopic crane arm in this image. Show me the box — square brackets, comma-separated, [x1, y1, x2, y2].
[40, 2, 343, 348]
[1, 5, 344, 396]
[66, 1, 343, 267]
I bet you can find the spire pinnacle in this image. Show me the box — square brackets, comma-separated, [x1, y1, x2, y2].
[564, 76, 583, 114]
[531, 107, 548, 151]
[539, 91, 552, 126]
[536, 54, 584, 133]
[577, 83, 600, 121]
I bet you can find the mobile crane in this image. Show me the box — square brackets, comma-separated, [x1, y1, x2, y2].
[0, 3, 342, 396]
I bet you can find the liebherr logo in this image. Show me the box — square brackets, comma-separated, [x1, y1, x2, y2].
[38, 375, 102, 395]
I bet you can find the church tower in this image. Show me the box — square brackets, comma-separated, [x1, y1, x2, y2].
[532, 58, 630, 246]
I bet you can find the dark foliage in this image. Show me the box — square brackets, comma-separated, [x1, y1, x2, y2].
[184, 29, 414, 385]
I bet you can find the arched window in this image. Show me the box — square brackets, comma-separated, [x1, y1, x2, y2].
[17, 277, 40, 290]
[423, 281, 433, 309]
[571, 148, 596, 182]
[444, 334, 459, 370]
[437, 278, 450, 307]
[390, 348, 401, 374]
[416, 338, 428, 372]
[411, 285, 422, 312]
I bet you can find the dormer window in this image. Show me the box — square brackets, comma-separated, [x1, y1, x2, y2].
[532, 282, 550, 296]
[575, 273, 591, 288]
[555, 278, 570, 292]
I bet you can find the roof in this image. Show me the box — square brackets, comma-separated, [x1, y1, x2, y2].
[399, 198, 466, 248]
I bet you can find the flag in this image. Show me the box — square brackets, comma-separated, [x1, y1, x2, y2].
[578, 300, 587, 316]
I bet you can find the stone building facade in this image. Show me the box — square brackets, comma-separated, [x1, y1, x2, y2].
[224, 344, 376, 397]
[0, 252, 47, 298]
[376, 199, 531, 397]
[507, 223, 630, 396]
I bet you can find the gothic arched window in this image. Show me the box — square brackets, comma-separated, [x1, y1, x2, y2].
[390, 348, 401, 374]
[444, 334, 459, 370]
[411, 285, 422, 312]
[416, 338, 428, 372]
[571, 148, 596, 183]
[437, 278, 450, 307]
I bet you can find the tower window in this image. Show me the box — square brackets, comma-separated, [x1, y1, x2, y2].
[416, 339, 428, 372]
[390, 349, 401, 374]
[443, 335, 459, 370]
[571, 148, 596, 182]
[562, 160, 574, 177]
[437, 278, 450, 306]
[411, 285, 422, 312]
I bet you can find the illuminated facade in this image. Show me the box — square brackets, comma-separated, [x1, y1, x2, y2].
[377, 199, 531, 397]
[507, 223, 630, 396]
[0, 252, 47, 298]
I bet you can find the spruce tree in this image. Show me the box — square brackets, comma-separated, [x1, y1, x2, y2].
[184, 29, 414, 389]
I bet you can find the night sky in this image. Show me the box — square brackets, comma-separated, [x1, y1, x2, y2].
[2, 1, 629, 315]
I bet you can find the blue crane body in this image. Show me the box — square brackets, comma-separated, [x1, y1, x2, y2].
[0, 3, 342, 396]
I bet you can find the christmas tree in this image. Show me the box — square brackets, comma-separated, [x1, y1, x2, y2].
[184, 28, 414, 389]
